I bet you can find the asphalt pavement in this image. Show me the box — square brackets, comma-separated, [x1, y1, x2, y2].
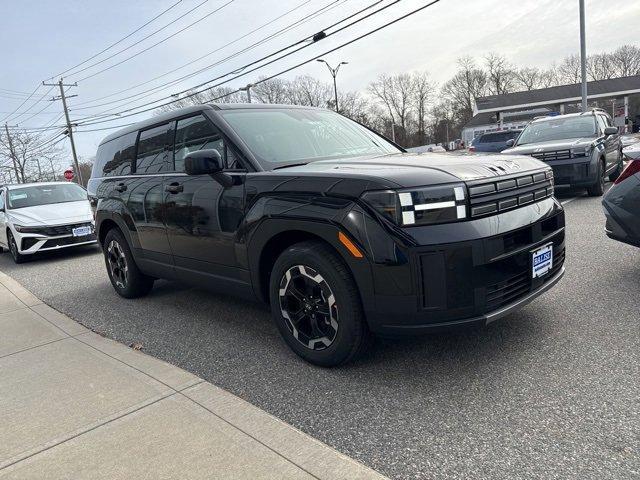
[0, 188, 638, 480]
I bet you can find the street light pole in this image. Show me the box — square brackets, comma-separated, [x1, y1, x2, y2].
[579, 0, 588, 112]
[317, 59, 348, 112]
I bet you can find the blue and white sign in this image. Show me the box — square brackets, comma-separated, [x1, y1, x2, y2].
[532, 244, 553, 278]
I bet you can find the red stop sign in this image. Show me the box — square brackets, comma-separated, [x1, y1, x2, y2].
[64, 169, 74, 181]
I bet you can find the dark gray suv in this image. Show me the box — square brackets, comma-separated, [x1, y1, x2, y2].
[501, 110, 622, 196]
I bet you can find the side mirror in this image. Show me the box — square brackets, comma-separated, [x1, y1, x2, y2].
[184, 149, 235, 188]
[604, 127, 618, 136]
[505, 139, 515, 148]
[184, 149, 223, 176]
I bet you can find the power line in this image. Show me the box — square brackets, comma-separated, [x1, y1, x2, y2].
[0, 84, 41, 123]
[9, 86, 56, 123]
[75, 0, 403, 126]
[69, 0, 322, 110]
[48, 0, 184, 80]
[71, 0, 234, 83]
[69, 0, 347, 116]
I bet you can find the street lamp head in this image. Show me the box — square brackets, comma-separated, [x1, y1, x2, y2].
[316, 59, 326, 63]
[341, 62, 349, 65]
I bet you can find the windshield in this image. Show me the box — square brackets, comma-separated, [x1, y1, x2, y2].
[7, 184, 87, 209]
[516, 116, 596, 145]
[479, 131, 520, 143]
[219, 108, 400, 167]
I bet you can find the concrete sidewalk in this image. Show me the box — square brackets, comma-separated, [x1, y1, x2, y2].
[0, 271, 387, 480]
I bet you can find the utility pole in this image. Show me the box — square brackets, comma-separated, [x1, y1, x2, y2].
[43, 78, 82, 185]
[240, 84, 253, 103]
[3, 123, 21, 183]
[579, 0, 587, 112]
[317, 59, 348, 113]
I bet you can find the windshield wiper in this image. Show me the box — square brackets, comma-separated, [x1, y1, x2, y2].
[273, 162, 308, 170]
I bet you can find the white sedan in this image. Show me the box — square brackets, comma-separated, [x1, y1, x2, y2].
[0, 182, 97, 263]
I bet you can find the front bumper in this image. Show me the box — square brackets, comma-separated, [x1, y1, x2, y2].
[346, 198, 566, 335]
[545, 157, 596, 187]
[14, 224, 97, 255]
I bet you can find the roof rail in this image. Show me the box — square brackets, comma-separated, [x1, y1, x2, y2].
[580, 107, 606, 115]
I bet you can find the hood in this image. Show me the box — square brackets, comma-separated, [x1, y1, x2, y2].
[269, 153, 548, 189]
[502, 137, 595, 156]
[7, 200, 92, 226]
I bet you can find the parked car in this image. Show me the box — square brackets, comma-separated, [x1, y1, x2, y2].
[0, 182, 96, 263]
[602, 143, 640, 248]
[620, 132, 640, 149]
[468, 130, 522, 153]
[88, 104, 565, 366]
[501, 110, 622, 196]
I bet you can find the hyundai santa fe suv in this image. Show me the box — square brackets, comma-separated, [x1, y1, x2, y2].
[88, 104, 565, 366]
[0, 182, 96, 263]
[501, 110, 622, 196]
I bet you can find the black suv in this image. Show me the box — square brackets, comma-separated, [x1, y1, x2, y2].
[88, 104, 565, 366]
[501, 110, 623, 196]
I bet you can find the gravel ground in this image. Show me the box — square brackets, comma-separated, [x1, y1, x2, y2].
[1, 190, 638, 480]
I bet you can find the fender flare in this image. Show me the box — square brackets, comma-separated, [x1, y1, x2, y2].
[245, 218, 375, 310]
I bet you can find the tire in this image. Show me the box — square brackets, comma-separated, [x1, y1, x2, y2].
[103, 228, 154, 298]
[7, 231, 26, 264]
[608, 151, 624, 182]
[587, 159, 605, 197]
[269, 240, 372, 367]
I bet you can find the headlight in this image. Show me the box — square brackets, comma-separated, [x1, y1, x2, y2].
[571, 145, 592, 158]
[361, 184, 467, 227]
[13, 225, 44, 234]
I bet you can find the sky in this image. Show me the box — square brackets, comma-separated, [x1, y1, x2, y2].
[0, 0, 638, 164]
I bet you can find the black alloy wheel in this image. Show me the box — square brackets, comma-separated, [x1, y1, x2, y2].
[269, 240, 372, 367]
[103, 229, 154, 298]
[278, 265, 339, 351]
[107, 239, 128, 290]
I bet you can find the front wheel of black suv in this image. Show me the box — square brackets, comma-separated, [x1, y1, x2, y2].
[103, 229, 154, 298]
[587, 160, 605, 197]
[269, 240, 372, 367]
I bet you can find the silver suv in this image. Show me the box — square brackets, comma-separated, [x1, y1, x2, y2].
[501, 110, 622, 196]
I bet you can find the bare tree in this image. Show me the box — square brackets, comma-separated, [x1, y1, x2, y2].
[252, 77, 290, 104]
[441, 57, 488, 127]
[557, 54, 582, 84]
[485, 53, 516, 95]
[587, 53, 616, 81]
[369, 73, 414, 133]
[0, 129, 67, 183]
[287, 75, 331, 107]
[611, 44, 640, 77]
[411, 72, 434, 145]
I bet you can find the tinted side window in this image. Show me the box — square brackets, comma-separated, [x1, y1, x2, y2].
[93, 131, 136, 177]
[0, 190, 4, 210]
[136, 124, 170, 174]
[173, 115, 242, 171]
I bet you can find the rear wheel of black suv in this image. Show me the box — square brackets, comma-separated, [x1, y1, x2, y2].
[269, 240, 371, 367]
[103, 229, 154, 299]
[587, 159, 605, 197]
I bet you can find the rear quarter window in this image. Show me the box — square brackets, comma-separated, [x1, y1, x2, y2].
[93, 132, 137, 178]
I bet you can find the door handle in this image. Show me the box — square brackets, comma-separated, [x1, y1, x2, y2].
[115, 183, 127, 193]
[165, 183, 184, 194]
